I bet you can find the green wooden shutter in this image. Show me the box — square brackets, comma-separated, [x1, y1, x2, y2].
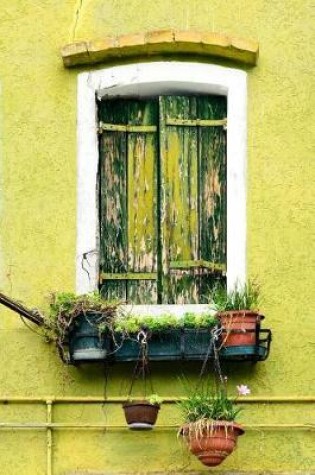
[99, 95, 226, 304]
[159, 95, 227, 303]
[99, 99, 159, 303]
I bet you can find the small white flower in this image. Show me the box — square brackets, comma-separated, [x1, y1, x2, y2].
[237, 384, 251, 396]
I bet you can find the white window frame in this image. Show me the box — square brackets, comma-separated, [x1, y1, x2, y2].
[76, 61, 247, 296]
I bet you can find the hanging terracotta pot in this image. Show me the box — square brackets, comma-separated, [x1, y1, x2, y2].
[123, 400, 160, 430]
[217, 310, 264, 347]
[181, 420, 244, 467]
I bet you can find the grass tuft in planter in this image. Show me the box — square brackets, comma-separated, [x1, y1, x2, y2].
[45, 292, 119, 363]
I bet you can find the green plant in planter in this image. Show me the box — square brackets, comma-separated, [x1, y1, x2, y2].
[112, 312, 218, 361]
[113, 312, 217, 335]
[125, 393, 163, 405]
[212, 281, 260, 312]
[46, 292, 119, 362]
[182, 312, 217, 329]
[114, 313, 179, 334]
[179, 386, 242, 423]
[179, 383, 249, 467]
[147, 393, 163, 406]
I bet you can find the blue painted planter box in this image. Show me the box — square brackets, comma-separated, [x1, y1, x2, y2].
[69, 313, 110, 363]
[112, 328, 214, 362]
[183, 328, 214, 359]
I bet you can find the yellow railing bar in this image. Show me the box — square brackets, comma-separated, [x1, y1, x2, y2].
[0, 422, 313, 431]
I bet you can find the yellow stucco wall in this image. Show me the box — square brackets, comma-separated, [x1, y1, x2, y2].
[0, 1, 314, 474]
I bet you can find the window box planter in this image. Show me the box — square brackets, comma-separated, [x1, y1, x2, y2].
[112, 325, 271, 363]
[147, 329, 182, 360]
[69, 313, 110, 363]
[184, 328, 214, 360]
[112, 328, 214, 362]
[111, 333, 142, 362]
[41, 297, 271, 363]
[112, 330, 182, 361]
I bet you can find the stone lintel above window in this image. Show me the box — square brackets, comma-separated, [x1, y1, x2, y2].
[61, 29, 259, 68]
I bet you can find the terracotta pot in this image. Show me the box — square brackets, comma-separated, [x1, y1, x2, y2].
[123, 401, 160, 430]
[217, 310, 264, 347]
[181, 420, 244, 467]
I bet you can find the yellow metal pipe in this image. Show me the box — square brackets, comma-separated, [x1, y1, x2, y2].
[0, 422, 313, 431]
[0, 396, 314, 404]
[0, 396, 313, 440]
[46, 401, 53, 475]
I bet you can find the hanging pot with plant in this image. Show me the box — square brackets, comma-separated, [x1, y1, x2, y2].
[182, 420, 244, 467]
[121, 330, 163, 430]
[179, 383, 249, 467]
[214, 282, 264, 348]
[123, 394, 162, 430]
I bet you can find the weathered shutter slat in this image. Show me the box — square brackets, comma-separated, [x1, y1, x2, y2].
[127, 100, 159, 303]
[160, 96, 199, 303]
[99, 100, 128, 300]
[198, 96, 227, 299]
[198, 97, 227, 263]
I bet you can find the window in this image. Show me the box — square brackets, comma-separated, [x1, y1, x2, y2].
[76, 62, 247, 296]
[98, 95, 227, 304]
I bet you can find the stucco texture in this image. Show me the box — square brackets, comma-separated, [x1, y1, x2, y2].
[0, 1, 314, 474]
